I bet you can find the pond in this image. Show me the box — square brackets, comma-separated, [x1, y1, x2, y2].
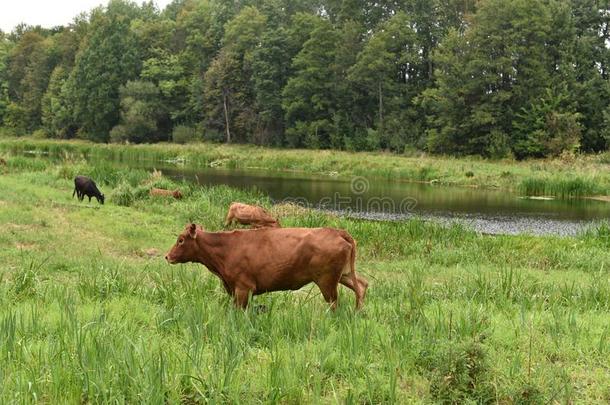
[17, 150, 610, 236]
[127, 161, 610, 236]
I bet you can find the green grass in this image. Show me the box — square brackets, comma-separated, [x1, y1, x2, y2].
[519, 177, 601, 199]
[1, 137, 609, 198]
[0, 156, 609, 403]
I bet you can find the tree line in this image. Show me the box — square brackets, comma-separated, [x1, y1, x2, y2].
[0, 0, 609, 158]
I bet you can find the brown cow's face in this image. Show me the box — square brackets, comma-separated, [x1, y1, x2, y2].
[165, 223, 200, 264]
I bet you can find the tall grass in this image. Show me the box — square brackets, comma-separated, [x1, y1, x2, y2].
[519, 177, 603, 198]
[0, 148, 609, 402]
[2, 137, 609, 198]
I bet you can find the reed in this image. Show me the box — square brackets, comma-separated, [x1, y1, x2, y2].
[519, 176, 602, 198]
[1, 137, 609, 199]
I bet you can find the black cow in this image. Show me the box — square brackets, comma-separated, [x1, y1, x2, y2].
[73, 176, 105, 204]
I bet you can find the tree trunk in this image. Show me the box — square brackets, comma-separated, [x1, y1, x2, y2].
[223, 89, 231, 143]
[378, 82, 384, 134]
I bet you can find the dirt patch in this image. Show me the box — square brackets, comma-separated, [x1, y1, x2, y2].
[7, 223, 42, 230]
[144, 248, 161, 257]
[14, 242, 37, 250]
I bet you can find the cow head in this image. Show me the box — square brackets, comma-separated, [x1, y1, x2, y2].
[173, 190, 183, 199]
[165, 223, 201, 264]
[97, 194, 105, 205]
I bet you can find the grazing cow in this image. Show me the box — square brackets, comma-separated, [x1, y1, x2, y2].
[224, 202, 280, 228]
[165, 224, 368, 309]
[150, 187, 183, 199]
[73, 176, 104, 204]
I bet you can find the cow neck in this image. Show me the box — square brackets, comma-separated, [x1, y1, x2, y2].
[195, 230, 229, 278]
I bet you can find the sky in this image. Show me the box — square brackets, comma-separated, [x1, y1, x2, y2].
[0, 0, 173, 33]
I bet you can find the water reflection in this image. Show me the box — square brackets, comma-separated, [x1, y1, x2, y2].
[151, 165, 610, 221]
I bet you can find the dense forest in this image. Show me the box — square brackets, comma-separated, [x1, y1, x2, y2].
[0, 0, 609, 158]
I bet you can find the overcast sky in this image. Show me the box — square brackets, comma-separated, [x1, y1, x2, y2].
[1, 0, 173, 33]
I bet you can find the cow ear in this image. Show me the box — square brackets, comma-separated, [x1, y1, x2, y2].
[188, 223, 197, 239]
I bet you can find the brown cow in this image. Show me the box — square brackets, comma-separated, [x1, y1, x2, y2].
[224, 202, 280, 228]
[165, 224, 368, 309]
[150, 187, 183, 199]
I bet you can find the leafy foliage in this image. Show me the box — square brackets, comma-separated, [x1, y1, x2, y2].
[1, 0, 609, 156]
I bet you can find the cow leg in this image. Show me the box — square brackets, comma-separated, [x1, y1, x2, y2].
[317, 276, 340, 310]
[356, 274, 369, 303]
[339, 273, 366, 310]
[224, 212, 234, 228]
[233, 287, 250, 309]
[88, 196, 92, 202]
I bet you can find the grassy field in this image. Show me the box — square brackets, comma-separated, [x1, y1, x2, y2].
[1, 137, 609, 198]
[1, 153, 609, 403]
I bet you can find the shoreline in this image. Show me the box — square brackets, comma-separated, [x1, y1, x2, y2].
[1, 136, 609, 199]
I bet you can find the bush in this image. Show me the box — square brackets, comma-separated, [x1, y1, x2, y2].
[172, 125, 200, 144]
[132, 185, 151, 200]
[418, 341, 494, 403]
[32, 129, 48, 139]
[203, 128, 225, 143]
[110, 182, 135, 206]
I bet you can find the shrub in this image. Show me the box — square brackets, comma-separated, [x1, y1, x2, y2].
[203, 128, 225, 143]
[110, 182, 135, 206]
[172, 125, 200, 144]
[418, 341, 494, 403]
[32, 129, 48, 139]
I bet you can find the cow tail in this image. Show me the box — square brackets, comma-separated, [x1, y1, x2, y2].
[348, 233, 362, 297]
[72, 187, 76, 198]
[349, 236, 357, 279]
[340, 231, 357, 277]
[342, 231, 367, 309]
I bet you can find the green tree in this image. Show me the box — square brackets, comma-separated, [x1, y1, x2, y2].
[141, 50, 189, 126]
[569, 0, 610, 151]
[41, 66, 76, 137]
[67, 1, 141, 141]
[348, 12, 420, 150]
[282, 17, 339, 148]
[39, 21, 90, 137]
[251, 27, 291, 144]
[110, 80, 168, 143]
[5, 30, 58, 132]
[0, 32, 12, 127]
[513, 88, 581, 158]
[422, 0, 578, 157]
[203, 6, 267, 143]
[331, 19, 365, 150]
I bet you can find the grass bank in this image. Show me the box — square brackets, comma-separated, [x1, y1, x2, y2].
[0, 155, 609, 402]
[1, 137, 609, 198]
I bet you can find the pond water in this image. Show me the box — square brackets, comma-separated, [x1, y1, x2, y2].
[18, 151, 610, 235]
[128, 161, 610, 236]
